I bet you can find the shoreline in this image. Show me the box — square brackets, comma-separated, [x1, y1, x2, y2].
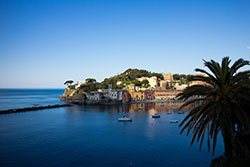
[61, 97, 184, 105]
[0, 99, 185, 115]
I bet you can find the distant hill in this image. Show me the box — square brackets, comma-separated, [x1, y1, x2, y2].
[100, 68, 163, 89]
[65, 68, 191, 93]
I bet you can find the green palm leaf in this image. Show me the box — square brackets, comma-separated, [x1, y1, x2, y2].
[178, 57, 250, 161]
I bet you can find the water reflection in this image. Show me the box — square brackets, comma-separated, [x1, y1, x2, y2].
[70, 101, 190, 114]
[0, 101, 223, 167]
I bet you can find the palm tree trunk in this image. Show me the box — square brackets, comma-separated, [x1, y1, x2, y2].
[221, 129, 233, 164]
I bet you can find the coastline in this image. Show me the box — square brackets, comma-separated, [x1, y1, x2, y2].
[0, 99, 185, 115]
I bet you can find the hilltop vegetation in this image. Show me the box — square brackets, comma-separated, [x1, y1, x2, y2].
[101, 68, 163, 89]
[173, 74, 191, 85]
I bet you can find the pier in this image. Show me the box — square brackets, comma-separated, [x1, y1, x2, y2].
[0, 104, 72, 115]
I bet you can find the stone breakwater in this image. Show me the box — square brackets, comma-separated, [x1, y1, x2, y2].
[0, 104, 72, 115]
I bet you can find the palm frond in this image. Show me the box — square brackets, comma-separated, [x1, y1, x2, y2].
[179, 57, 250, 158]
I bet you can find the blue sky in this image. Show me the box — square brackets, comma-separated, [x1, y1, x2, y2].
[0, 0, 250, 88]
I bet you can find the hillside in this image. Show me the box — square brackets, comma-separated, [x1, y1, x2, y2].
[100, 68, 163, 89]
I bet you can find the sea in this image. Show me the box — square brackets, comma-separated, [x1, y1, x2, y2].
[0, 89, 224, 167]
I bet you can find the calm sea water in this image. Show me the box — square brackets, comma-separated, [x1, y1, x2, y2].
[0, 89, 224, 167]
[0, 89, 64, 110]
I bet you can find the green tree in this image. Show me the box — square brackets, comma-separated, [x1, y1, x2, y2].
[79, 82, 101, 93]
[178, 57, 250, 165]
[132, 79, 142, 87]
[64, 80, 74, 87]
[150, 72, 164, 80]
[85, 78, 97, 83]
[173, 74, 191, 81]
[124, 68, 150, 80]
[141, 79, 150, 88]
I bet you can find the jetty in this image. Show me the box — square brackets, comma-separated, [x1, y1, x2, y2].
[0, 104, 72, 115]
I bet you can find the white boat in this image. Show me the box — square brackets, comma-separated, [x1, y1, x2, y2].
[170, 120, 178, 123]
[152, 113, 160, 118]
[118, 116, 132, 122]
[138, 107, 143, 111]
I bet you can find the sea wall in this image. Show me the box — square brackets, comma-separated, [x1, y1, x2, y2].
[0, 104, 72, 115]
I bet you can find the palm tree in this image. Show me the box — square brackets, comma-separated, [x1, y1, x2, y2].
[178, 57, 250, 165]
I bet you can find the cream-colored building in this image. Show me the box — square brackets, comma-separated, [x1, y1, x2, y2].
[127, 84, 135, 91]
[159, 80, 172, 89]
[189, 73, 208, 86]
[116, 81, 122, 85]
[138, 76, 158, 88]
[162, 73, 173, 81]
[174, 83, 188, 90]
[76, 80, 85, 89]
[153, 90, 181, 100]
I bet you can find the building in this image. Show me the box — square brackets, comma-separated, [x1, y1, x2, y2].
[109, 89, 129, 101]
[86, 91, 104, 101]
[75, 80, 85, 89]
[138, 76, 158, 88]
[99, 87, 131, 102]
[116, 81, 123, 85]
[153, 90, 181, 100]
[144, 90, 154, 100]
[174, 83, 188, 90]
[122, 90, 132, 102]
[129, 89, 154, 100]
[162, 73, 173, 81]
[127, 84, 135, 91]
[159, 80, 172, 89]
[189, 73, 208, 86]
[131, 91, 144, 100]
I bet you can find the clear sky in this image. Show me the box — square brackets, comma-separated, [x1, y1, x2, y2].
[0, 0, 250, 88]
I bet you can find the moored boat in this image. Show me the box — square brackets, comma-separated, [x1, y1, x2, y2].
[170, 120, 178, 123]
[152, 113, 160, 118]
[118, 116, 132, 122]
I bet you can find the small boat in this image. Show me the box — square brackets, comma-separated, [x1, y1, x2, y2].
[178, 111, 185, 114]
[166, 112, 173, 115]
[171, 107, 178, 111]
[170, 120, 178, 123]
[152, 113, 160, 118]
[118, 116, 132, 122]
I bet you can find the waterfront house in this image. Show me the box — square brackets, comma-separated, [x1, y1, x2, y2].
[86, 91, 104, 101]
[109, 89, 131, 102]
[97, 88, 131, 103]
[128, 89, 154, 101]
[109, 90, 122, 100]
[122, 90, 132, 102]
[153, 90, 181, 100]
[144, 90, 154, 100]
[131, 91, 144, 100]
